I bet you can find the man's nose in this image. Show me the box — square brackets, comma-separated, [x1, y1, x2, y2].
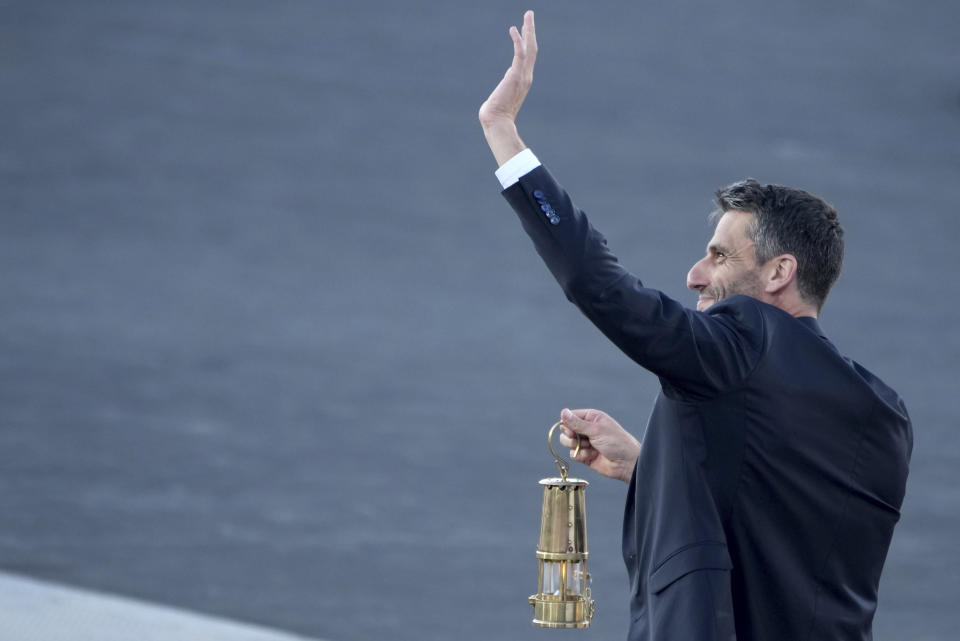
[687, 257, 709, 291]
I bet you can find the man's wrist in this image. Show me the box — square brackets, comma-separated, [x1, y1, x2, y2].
[481, 118, 526, 167]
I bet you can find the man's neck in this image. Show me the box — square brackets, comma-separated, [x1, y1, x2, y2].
[759, 292, 819, 319]
[777, 299, 819, 319]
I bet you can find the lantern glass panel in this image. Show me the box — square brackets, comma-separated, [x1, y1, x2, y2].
[566, 560, 585, 596]
[541, 561, 562, 595]
[539, 560, 588, 597]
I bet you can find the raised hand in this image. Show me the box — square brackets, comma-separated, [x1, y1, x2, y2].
[559, 408, 642, 483]
[479, 10, 538, 165]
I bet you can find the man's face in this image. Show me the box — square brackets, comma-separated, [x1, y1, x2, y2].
[686, 210, 764, 311]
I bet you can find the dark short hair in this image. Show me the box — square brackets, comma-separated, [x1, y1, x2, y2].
[712, 179, 844, 310]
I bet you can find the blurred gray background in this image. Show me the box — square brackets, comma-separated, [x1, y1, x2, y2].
[2, 1, 958, 640]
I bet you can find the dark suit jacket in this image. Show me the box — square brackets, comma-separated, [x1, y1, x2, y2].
[503, 165, 912, 641]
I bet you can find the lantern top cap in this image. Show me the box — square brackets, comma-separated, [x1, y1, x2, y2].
[539, 477, 589, 487]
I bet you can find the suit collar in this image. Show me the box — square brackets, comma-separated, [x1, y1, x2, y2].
[713, 295, 828, 339]
[796, 315, 827, 340]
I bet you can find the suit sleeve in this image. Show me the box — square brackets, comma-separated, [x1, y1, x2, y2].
[503, 165, 765, 399]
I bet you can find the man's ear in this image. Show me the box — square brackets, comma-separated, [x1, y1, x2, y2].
[764, 254, 798, 295]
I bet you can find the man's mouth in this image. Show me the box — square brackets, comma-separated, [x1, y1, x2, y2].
[696, 295, 715, 311]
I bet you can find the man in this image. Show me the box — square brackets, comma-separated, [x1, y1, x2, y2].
[479, 11, 912, 641]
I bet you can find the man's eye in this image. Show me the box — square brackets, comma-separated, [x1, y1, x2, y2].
[715, 252, 726, 261]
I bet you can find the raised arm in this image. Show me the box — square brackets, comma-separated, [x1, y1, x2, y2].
[482, 12, 763, 400]
[478, 10, 537, 166]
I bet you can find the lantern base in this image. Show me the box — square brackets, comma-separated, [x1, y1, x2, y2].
[528, 594, 593, 629]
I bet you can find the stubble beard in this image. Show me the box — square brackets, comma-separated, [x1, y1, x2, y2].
[705, 268, 765, 308]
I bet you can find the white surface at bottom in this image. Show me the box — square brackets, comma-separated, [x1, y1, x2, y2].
[0, 572, 326, 641]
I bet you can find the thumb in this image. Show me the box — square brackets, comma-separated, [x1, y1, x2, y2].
[561, 408, 595, 437]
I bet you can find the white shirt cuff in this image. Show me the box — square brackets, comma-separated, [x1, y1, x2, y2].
[494, 148, 541, 189]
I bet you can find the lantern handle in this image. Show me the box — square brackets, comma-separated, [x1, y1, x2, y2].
[548, 421, 581, 481]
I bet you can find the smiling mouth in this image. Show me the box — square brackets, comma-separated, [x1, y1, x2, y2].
[696, 296, 715, 311]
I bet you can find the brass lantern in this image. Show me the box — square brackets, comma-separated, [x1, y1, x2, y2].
[529, 422, 595, 628]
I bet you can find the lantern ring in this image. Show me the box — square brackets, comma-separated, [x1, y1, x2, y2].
[548, 421, 581, 481]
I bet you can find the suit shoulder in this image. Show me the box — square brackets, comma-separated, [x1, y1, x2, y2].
[847, 357, 911, 424]
[704, 296, 768, 349]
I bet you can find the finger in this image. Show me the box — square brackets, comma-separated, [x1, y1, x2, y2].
[571, 447, 595, 463]
[509, 25, 521, 54]
[559, 430, 592, 450]
[522, 10, 537, 50]
[560, 424, 592, 444]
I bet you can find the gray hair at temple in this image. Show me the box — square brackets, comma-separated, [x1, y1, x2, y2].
[711, 179, 844, 311]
